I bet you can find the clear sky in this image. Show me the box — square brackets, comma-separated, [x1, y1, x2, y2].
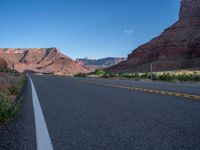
[0, 0, 180, 59]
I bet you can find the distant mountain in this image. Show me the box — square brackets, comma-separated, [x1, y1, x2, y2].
[108, 0, 200, 72]
[77, 57, 126, 69]
[0, 48, 89, 75]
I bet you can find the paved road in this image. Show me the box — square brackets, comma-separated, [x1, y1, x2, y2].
[0, 75, 200, 150]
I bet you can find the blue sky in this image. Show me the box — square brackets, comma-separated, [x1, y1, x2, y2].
[0, 0, 180, 59]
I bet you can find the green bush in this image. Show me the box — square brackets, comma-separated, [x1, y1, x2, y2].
[0, 92, 20, 125]
[157, 73, 173, 81]
[176, 73, 192, 82]
[95, 69, 106, 76]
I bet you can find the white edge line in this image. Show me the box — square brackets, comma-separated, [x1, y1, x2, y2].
[28, 76, 54, 150]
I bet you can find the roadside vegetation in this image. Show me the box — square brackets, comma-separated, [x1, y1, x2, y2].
[115, 71, 200, 82]
[0, 68, 26, 125]
[76, 69, 200, 83]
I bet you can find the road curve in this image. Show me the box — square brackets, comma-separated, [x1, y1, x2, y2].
[0, 75, 200, 150]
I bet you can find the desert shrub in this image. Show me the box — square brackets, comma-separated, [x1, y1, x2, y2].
[157, 73, 173, 81]
[133, 72, 140, 78]
[191, 73, 200, 81]
[176, 73, 192, 82]
[141, 72, 151, 79]
[0, 92, 20, 125]
[74, 73, 86, 78]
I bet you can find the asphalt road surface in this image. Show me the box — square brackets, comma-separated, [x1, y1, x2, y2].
[0, 75, 200, 150]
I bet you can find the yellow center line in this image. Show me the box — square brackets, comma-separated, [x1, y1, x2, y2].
[68, 78, 200, 101]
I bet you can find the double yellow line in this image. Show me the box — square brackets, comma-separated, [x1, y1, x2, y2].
[70, 78, 200, 101]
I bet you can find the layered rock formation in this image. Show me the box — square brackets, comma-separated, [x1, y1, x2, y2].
[108, 0, 200, 72]
[0, 48, 89, 75]
[77, 57, 126, 70]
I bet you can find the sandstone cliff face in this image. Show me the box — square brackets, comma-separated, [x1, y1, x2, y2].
[0, 48, 89, 75]
[108, 0, 200, 72]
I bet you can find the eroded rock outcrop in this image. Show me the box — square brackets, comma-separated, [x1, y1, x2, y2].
[0, 48, 89, 75]
[108, 0, 200, 72]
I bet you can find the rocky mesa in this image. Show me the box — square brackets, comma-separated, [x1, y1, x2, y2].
[108, 0, 200, 72]
[0, 48, 89, 75]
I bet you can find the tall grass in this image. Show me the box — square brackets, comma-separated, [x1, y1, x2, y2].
[0, 92, 21, 125]
[0, 74, 26, 125]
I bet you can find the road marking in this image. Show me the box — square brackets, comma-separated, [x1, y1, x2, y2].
[29, 77, 54, 150]
[69, 78, 200, 101]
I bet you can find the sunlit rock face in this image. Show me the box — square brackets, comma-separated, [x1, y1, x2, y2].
[107, 0, 200, 72]
[0, 48, 90, 75]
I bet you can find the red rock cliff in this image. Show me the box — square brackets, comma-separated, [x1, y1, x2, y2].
[108, 0, 200, 72]
[0, 48, 89, 75]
